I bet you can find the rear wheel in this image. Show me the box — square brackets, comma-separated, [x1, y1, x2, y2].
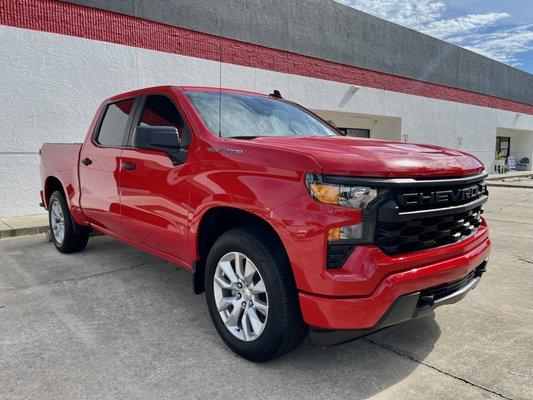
[205, 226, 307, 362]
[48, 191, 89, 253]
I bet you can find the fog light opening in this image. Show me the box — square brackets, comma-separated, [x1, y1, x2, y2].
[328, 223, 363, 242]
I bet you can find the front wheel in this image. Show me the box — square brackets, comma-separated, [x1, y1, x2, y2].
[48, 191, 89, 253]
[205, 226, 307, 362]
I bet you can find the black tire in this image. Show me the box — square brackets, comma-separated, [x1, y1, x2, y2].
[205, 226, 307, 362]
[48, 191, 89, 253]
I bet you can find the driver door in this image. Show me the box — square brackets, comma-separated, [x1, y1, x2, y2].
[118, 94, 192, 262]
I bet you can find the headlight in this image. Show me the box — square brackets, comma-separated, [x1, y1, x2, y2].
[305, 173, 377, 209]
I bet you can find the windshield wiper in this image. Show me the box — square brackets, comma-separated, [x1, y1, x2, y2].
[226, 136, 259, 140]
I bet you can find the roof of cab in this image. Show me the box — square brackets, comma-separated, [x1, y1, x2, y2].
[105, 85, 272, 102]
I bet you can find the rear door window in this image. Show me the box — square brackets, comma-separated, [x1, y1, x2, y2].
[96, 99, 135, 146]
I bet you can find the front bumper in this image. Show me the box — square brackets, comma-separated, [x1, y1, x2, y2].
[298, 229, 491, 333]
[308, 260, 487, 346]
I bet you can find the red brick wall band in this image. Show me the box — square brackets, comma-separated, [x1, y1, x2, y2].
[1, 0, 532, 114]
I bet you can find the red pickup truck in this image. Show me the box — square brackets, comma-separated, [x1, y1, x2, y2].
[40, 86, 490, 361]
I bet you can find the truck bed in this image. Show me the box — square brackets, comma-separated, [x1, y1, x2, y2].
[40, 143, 82, 209]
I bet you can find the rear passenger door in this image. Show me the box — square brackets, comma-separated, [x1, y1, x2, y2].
[118, 94, 192, 262]
[79, 98, 137, 235]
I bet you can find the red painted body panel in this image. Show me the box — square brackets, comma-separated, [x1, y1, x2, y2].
[119, 149, 191, 262]
[40, 85, 491, 331]
[248, 136, 484, 178]
[78, 142, 124, 235]
[299, 233, 491, 329]
[40, 143, 83, 210]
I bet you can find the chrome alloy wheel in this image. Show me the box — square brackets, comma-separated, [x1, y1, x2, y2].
[50, 200, 65, 244]
[213, 252, 269, 341]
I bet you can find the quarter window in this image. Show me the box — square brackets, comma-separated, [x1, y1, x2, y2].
[96, 99, 135, 146]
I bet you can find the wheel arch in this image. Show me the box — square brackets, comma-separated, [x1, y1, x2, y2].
[45, 176, 88, 234]
[44, 176, 66, 206]
[192, 206, 290, 294]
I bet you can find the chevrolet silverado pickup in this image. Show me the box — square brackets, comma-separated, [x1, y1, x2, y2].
[40, 86, 490, 361]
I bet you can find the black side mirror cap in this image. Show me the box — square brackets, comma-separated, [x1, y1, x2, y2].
[133, 125, 185, 165]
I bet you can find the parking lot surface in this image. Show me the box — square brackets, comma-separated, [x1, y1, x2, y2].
[1, 186, 532, 400]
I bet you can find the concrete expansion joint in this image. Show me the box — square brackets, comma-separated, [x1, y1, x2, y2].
[517, 256, 533, 264]
[0, 260, 154, 292]
[363, 338, 518, 400]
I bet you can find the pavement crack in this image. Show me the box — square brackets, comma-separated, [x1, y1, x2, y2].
[517, 256, 533, 264]
[47, 261, 155, 285]
[1, 261, 154, 291]
[364, 338, 518, 400]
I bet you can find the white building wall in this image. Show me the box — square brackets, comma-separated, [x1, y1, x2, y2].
[1, 25, 532, 218]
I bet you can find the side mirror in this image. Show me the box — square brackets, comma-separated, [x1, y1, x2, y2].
[133, 126, 184, 165]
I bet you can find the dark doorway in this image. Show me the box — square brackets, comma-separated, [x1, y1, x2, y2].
[496, 136, 510, 158]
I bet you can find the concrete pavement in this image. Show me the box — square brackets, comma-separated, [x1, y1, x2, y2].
[0, 186, 532, 400]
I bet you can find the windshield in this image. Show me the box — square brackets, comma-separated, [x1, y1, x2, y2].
[185, 91, 338, 138]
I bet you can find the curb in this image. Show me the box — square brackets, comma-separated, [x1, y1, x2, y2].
[0, 225, 50, 240]
[486, 172, 533, 181]
[486, 182, 533, 189]
[0, 214, 50, 240]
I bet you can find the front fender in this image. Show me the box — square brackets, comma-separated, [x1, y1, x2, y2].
[186, 161, 311, 262]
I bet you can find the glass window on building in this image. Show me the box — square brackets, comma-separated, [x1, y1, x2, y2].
[338, 128, 370, 138]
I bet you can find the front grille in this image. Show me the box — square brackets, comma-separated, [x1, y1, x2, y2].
[375, 206, 483, 254]
[373, 174, 488, 256]
[326, 243, 355, 269]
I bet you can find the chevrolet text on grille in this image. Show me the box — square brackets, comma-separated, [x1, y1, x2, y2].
[398, 182, 487, 207]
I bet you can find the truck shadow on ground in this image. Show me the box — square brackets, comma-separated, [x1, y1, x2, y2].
[90, 237, 441, 399]
[269, 316, 441, 398]
[1, 235, 441, 400]
[174, 261, 440, 399]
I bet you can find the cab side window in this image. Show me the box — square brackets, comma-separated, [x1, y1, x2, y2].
[96, 99, 135, 146]
[138, 95, 191, 148]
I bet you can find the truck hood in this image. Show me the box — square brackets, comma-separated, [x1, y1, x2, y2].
[247, 136, 484, 178]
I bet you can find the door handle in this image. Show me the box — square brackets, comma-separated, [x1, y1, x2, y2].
[81, 158, 92, 166]
[121, 161, 136, 171]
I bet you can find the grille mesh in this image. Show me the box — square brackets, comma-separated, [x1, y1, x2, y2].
[375, 206, 483, 255]
[324, 175, 487, 266]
